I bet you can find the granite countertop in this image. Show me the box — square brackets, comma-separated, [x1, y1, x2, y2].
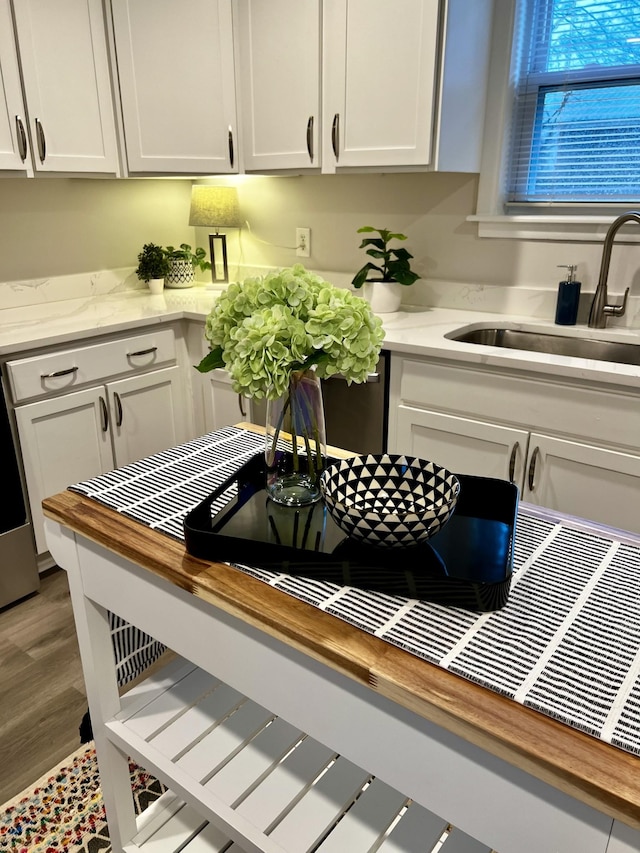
[0, 285, 639, 391]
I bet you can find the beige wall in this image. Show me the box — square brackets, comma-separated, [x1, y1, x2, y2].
[0, 178, 193, 282]
[0, 172, 634, 301]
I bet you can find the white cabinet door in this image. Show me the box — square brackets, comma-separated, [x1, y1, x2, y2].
[322, 0, 439, 170]
[111, 0, 238, 174]
[15, 386, 114, 554]
[11, 0, 119, 174]
[523, 434, 640, 535]
[395, 405, 530, 486]
[108, 366, 190, 468]
[234, 0, 321, 171]
[0, 0, 31, 172]
[204, 368, 252, 432]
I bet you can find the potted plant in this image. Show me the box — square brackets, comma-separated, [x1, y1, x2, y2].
[163, 243, 212, 288]
[352, 226, 420, 313]
[135, 243, 169, 293]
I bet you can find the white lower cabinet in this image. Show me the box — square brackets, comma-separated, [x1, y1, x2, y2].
[204, 368, 253, 432]
[8, 327, 192, 556]
[16, 366, 189, 554]
[390, 357, 640, 535]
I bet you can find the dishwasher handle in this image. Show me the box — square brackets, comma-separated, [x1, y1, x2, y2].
[326, 371, 380, 384]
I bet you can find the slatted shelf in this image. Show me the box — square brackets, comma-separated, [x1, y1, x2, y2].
[109, 657, 494, 853]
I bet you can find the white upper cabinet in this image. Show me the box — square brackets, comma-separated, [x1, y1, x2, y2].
[10, 0, 120, 174]
[323, 0, 439, 171]
[234, 0, 321, 172]
[111, 0, 238, 175]
[235, 0, 493, 175]
[0, 0, 31, 173]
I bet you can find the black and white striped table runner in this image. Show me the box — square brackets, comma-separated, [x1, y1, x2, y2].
[70, 426, 640, 756]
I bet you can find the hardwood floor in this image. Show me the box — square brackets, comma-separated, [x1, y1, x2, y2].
[0, 568, 87, 806]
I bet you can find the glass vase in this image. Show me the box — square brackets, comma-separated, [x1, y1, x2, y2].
[265, 369, 326, 506]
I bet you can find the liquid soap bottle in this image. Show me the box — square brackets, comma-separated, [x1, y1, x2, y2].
[555, 264, 581, 325]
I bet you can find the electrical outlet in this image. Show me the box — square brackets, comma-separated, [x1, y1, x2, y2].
[296, 227, 311, 258]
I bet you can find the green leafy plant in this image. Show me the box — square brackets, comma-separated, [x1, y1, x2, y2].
[163, 243, 211, 272]
[135, 243, 170, 282]
[196, 264, 385, 400]
[352, 226, 420, 289]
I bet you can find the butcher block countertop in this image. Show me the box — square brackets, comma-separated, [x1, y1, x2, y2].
[42, 435, 640, 833]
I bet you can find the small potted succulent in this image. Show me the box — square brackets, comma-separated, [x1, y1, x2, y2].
[163, 243, 211, 288]
[135, 243, 169, 294]
[352, 226, 420, 313]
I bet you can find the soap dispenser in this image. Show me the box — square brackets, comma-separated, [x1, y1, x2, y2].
[555, 264, 581, 325]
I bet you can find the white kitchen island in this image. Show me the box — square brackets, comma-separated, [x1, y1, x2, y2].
[43, 425, 640, 853]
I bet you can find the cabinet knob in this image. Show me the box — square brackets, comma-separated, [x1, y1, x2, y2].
[331, 113, 340, 160]
[306, 116, 314, 162]
[35, 118, 46, 163]
[528, 446, 540, 491]
[15, 116, 27, 162]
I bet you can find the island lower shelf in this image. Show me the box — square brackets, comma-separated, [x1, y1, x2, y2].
[110, 655, 490, 853]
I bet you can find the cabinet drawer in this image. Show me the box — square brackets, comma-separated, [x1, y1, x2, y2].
[7, 328, 177, 403]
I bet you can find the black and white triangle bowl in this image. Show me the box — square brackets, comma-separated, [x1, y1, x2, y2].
[320, 454, 461, 549]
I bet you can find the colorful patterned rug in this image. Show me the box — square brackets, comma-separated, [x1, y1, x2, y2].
[0, 744, 164, 852]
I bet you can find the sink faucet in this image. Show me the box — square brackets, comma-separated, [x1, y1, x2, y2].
[588, 211, 638, 328]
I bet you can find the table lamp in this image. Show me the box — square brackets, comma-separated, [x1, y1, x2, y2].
[189, 186, 242, 283]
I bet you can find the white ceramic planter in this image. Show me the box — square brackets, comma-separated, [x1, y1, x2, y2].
[363, 281, 403, 314]
[165, 259, 195, 288]
[148, 278, 164, 295]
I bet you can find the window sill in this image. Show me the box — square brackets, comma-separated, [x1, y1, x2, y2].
[468, 213, 640, 242]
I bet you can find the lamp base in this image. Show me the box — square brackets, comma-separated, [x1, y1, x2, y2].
[209, 233, 229, 283]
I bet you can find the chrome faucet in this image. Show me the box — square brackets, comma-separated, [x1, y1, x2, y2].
[588, 211, 638, 328]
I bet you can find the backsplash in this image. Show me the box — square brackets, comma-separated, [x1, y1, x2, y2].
[1, 265, 637, 329]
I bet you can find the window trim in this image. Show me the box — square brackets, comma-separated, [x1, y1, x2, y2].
[472, 0, 640, 241]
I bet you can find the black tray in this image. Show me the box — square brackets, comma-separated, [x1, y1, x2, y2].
[184, 453, 519, 612]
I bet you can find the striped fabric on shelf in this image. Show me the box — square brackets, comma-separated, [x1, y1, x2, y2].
[70, 426, 640, 755]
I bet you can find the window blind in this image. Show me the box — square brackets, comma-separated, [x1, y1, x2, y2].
[508, 0, 640, 203]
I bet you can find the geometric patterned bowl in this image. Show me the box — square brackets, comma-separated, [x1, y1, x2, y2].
[320, 454, 461, 549]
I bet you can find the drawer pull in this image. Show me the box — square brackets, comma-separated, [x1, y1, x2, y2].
[331, 113, 340, 159]
[41, 366, 78, 379]
[35, 118, 46, 163]
[306, 116, 314, 162]
[114, 392, 123, 427]
[528, 445, 540, 491]
[99, 396, 108, 432]
[508, 441, 519, 483]
[15, 116, 27, 162]
[228, 126, 235, 168]
[129, 346, 158, 357]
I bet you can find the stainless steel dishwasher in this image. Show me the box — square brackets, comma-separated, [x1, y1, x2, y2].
[321, 350, 389, 455]
[0, 376, 39, 607]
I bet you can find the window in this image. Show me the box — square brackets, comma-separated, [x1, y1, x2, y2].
[508, 0, 640, 204]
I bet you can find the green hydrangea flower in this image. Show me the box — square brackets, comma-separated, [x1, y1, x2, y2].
[197, 264, 385, 399]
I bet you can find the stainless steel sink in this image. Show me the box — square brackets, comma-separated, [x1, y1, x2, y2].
[447, 327, 640, 366]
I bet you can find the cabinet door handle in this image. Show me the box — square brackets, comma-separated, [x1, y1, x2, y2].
[331, 113, 339, 159]
[99, 396, 109, 432]
[306, 116, 314, 162]
[238, 394, 246, 418]
[228, 126, 235, 168]
[528, 445, 540, 491]
[508, 441, 519, 483]
[41, 366, 78, 379]
[15, 116, 27, 161]
[35, 118, 46, 163]
[129, 346, 157, 357]
[114, 392, 123, 427]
